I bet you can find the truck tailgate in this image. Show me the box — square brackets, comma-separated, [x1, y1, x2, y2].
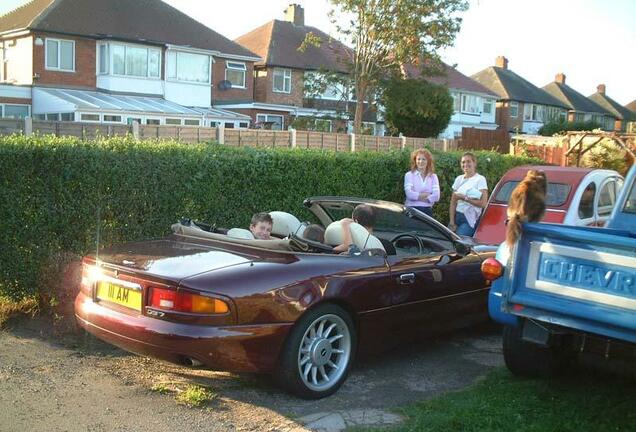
[503, 223, 636, 343]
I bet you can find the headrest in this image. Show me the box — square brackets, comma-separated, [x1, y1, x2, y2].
[227, 228, 255, 239]
[269, 211, 305, 237]
[324, 220, 386, 252]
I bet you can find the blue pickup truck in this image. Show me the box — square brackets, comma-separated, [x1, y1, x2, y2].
[483, 164, 636, 377]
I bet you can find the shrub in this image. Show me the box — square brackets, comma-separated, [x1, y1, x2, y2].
[0, 134, 538, 301]
[538, 120, 601, 136]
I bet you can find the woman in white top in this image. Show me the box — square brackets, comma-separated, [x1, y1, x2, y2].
[403, 149, 440, 218]
[448, 152, 488, 236]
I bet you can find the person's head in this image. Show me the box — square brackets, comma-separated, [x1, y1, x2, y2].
[249, 212, 273, 240]
[304, 224, 325, 243]
[352, 204, 375, 230]
[410, 149, 435, 176]
[505, 170, 547, 247]
[460, 152, 477, 176]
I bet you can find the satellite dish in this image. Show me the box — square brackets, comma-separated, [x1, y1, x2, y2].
[217, 80, 232, 91]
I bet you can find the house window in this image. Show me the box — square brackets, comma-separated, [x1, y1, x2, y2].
[110, 43, 161, 78]
[165, 118, 181, 125]
[273, 68, 292, 93]
[460, 94, 480, 114]
[45, 38, 74, 72]
[509, 101, 519, 118]
[451, 92, 460, 113]
[239, 122, 249, 128]
[256, 114, 284, 130]
[167, 51, 210, 84]
[483, 99, 493, 114]
[98, 44, 108, 74]
[226, 61, 246, 88]
[145, 118, 160, 125]
[80, 113, 100, 122]
[61, 113, 74, 121]
[209, 121, 218, 127]
[46, 113, 59, 121]
[2, 104, 30, 118]
[184, 119, 200, 126]
[314, 119, 332, 132]
[127, 117, 142, 125]
[224, 122, 235, 128]
[103, 115, 122, 123]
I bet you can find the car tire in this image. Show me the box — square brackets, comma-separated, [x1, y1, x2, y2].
[275, 303, 356, 399]
[502, 324, 569, 378]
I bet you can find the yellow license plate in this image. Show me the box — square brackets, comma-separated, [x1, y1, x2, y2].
[96, 281, 142, 311]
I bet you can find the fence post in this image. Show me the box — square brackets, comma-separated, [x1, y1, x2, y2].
[217, 124, 225, 144]
[399, 133, 406, 150]
[290, 128, 297, 148]
[24, 116, 33, 136]
[350, 133, 356, 152]
[443, 139, 449, 152]
[131, 121, 140, 141]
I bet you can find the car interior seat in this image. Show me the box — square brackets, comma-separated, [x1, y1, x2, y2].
[269, 211, 306, 238]
[226, 228, 255, 239]
[324, 220, 386, 252]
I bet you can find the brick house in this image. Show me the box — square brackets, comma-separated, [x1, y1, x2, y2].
[0, 0, 260, 127]
[471, 56, 568, 134]
[233, 4, 381, 134]
[402, 62, 499, 138]
[588, 84, 635, 132]
[542, 74, 616, 131]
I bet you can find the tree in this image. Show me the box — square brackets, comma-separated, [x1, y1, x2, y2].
[382, 77, 453, 137]
[308, 0, 468, 134]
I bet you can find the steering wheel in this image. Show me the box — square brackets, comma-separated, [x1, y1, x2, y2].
[390, 233, 424, 255]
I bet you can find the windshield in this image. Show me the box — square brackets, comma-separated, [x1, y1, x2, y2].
[494, 181, 571, 207]
[623, 181, 636, 214]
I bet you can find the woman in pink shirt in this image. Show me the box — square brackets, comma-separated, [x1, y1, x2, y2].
[404, 149, 440, 218]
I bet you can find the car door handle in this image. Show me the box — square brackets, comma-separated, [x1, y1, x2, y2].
[399, 273, 416, 284]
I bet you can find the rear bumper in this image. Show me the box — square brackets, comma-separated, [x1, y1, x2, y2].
[74, 292, 292, 373]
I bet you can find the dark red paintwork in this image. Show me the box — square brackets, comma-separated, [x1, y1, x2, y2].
[473, 166, 594, 245]
[75, 199, 495, 374]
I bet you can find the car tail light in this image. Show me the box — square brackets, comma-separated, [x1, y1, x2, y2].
[80, 259, 102, 295]
[149, 287, 229, 315]
[481, 257, 504, 281]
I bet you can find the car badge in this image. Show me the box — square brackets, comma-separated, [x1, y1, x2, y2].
[122, 259, 135, 266]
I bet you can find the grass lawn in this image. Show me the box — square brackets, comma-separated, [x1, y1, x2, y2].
[362, 367, 636, 432]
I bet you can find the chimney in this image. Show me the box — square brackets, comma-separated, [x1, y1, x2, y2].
[495, 56, 508, 69]
[597, 84, 606, 94]
[284, 4, 304, 26]
[555, 73, 566, 84]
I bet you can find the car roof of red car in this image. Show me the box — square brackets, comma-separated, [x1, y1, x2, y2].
[499, 165, 594, 184]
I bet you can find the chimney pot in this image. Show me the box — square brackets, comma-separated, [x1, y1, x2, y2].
[495, 56, 508, 70]
[597, 84, 606, 94]
[284, 4, 305, 26]
[555, 73, 566, 84]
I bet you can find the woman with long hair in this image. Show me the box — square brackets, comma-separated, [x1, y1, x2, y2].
[404, 149, 440, 217]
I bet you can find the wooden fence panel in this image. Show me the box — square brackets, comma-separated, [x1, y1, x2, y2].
[460, 128, 509, 153]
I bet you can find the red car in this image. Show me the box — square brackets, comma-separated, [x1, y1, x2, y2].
[75, 197, 494, 399]
[473, 166, 623, 245]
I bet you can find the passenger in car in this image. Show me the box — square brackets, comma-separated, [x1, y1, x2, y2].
[249, 212, 274, 240]
[333, 204, 376, 253]
[303, 224, 326, 243]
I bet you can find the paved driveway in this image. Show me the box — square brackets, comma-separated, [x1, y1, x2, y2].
[0, 317, 503, 432]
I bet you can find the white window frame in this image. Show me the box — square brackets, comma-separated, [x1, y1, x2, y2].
[460, 94, 480, 115]
[166, 50, 212, 85]
[107, 42, 162, 79]
[79, 113, 101, 123]
[273, 68, 292, 93]
[45, 38, 75, 72]
[97, 43, 109, 75]
[1, 103, 31, 119]
[165, 118, 182, 125]
[509, 101, 519, 118]
[225, 61, 246, 88]
[145, 117, 161, 125]
[256, 113, 284, 130]
[102, 114, 123, 123]
[483, 99, 493, 115]
[183, 119, 200, 126]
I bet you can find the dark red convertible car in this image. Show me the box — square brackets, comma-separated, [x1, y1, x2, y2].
[75, 197, 495, 398]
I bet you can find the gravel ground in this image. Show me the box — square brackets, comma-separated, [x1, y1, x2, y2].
[0, 315, 504, 432]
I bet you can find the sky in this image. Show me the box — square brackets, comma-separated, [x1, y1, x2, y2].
[1, 0, 634, 105]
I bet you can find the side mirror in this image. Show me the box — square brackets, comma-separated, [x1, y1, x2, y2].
[454, 239, 472, 257]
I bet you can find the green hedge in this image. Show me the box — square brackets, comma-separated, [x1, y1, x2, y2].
[0, 135, 538, 300]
